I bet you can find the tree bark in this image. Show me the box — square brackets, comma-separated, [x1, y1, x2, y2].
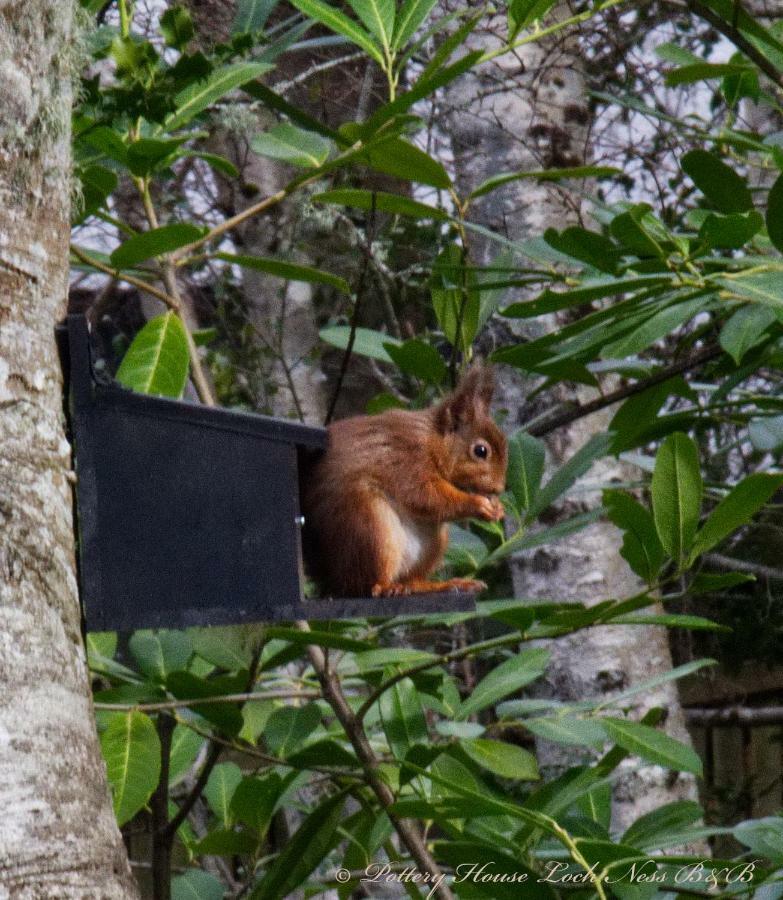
[440, 3, 702, 831]
[0, 2, 137, 895]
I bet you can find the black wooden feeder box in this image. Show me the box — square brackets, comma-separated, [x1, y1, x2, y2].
[61, 316, 475, 630]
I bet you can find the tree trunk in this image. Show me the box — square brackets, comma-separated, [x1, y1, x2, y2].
[0, 3, 137, 894]
[440, 3, 702, 830]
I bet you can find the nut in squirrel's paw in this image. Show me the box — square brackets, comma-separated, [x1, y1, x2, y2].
[475, 494, 505, 521]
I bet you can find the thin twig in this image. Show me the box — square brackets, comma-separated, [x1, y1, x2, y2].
[94, 689, 320, 712]
[324, 192, 378, 425]
[525, 343, 722, 437]
[704, 552, 783, 581]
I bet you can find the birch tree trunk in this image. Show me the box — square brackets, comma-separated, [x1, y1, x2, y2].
[0, 3, 137, 894]
[440, 4, 702, 830]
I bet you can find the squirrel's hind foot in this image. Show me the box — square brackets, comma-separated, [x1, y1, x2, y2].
[372, 577, 487, 597]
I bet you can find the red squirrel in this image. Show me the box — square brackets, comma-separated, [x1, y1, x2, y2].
[303, 366, 507, 598]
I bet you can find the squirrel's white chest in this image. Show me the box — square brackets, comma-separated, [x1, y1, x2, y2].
[377, 501, 436, 577]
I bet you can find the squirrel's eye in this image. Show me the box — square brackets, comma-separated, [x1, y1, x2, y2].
[472, 442, 489, 460]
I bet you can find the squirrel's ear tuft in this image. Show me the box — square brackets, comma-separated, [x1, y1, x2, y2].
[436, 365, 495, 432]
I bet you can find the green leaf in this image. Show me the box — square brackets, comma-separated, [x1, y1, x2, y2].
[734, 817, 783, 866]
[184, 150, 239, 178]
[767, 172, 783, 253]
[610, 612, 724, 630]
[251, 122, 332, 168]
[110, 223, 205, 269]
[690, 473, 783, 562]
[601, 718, 702, 775]
[249, 792, 347, 900]
[609, 206, 665, 258]
[624, 802, 704, 852]
[380, 677, 428, 759]
[100, 711, 161, 826]
[544, 226, 620, 274]
[531, 433, 614, 519]
[288, 0, 383, 63]
[651, 433, 702, 564]
[354, 647, 436, 670]
[160, 6, 195, 49]
[231, 773, 289, 834]
[524, 716, 607, 748]
[349, 133, 451, 188]
[471, 166, 619, 200]
[164, 61, 273, 132]
[457, 648, 549, 719]
[682, 149, 753, 214]
[384, 339, 447, 383]
[506, 431, 546, 513]
[720, 304, 778, 364]
[87, 631, 117, 664]
[218, 251, 349, 293]
[115, 312, 190, 399]
[287, 739, 359, 769]
[665, 61, 752, 86]
[392, 0, 437, 50]
[689, 571, 754, 593]
[128, 629, 193, 681]
[501, 275, 671, 318]
[319, 324, 401, 363]
[76, 164, 117, 221]
[172, 870, 224, 900]
[433, 841, 555, 899]
[699, 210, 763, 249]
[749, 414, 783, 451]
[166, 672, 244, 735]
[604, 491, 664, 583]
[346, 0, 394, 51]
[509, 0, 557, 35]
[189, 626, 252, 670]
[193, 827, 258, 856]
[430, 244, 479, 351]
[601, 296, 707, 359]
[233, 0, 277, 33]
[314, 188, 448, 220]
[460, 738, 539, 780]
[169, 725, 203, 786]
[716, 270, 783, 311]
[263, 626, 372, 652]
[204, 762, 243, 827]
[126, 137, 189, 177]
[264, 703, 321, 757]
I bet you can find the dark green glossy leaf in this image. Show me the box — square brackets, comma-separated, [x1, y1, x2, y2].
[218, 252, 349, 293]
[166, 672, 244, 735]
[380, 677, 428, 759]
[720, 304, 778, 364]
[347, 132, 451, 188]
[430, 244, 479, 351]
[164, 62, 273, 131]
[682, 149, 753, 214]
[160, 6, 195, 50]
[544, 226, 620, 274]
[460, 738, 539, 780]
[651, 433, 702, 564]
[233, 0, 277, 33]
[264, 703, 321, 757]
[384, 339, 447, 383]
[609, 206, 666, 258]
[128, 629, 193, 681]
[458, 648, 549, 718]
[314, 188, 448, 220]
[501, 275, 671, 318]
[506, 431, 545, 514]
[126, 137, 189, 176]
[251, 122, 332, 168]
[602, 718, 702, 775]
[600, 296, 707, 359]
[716, 271, 783, 311]
[392, 0, 437, 50]
[604, 490, 664, 583]
[288, 0, 382, 63]
[700, 210, 763, 249]
[689, 571, 754, 593]
[531, 433, 614, 518]
[345, 0, 395, 51]
[767, 172, 783, 253]
[665, 61, 751, 86]
[319, 325, 401, 363]
[525, 716, 606, 748]
[172, 870, 224, 900]
[249, 792, 347, 900]
[110, 223, 205, 269]
[690, 473, 783, 562]
[76, 164, 117, 221]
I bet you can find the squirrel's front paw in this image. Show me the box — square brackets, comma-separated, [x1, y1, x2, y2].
[474, 495, 505, 521]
